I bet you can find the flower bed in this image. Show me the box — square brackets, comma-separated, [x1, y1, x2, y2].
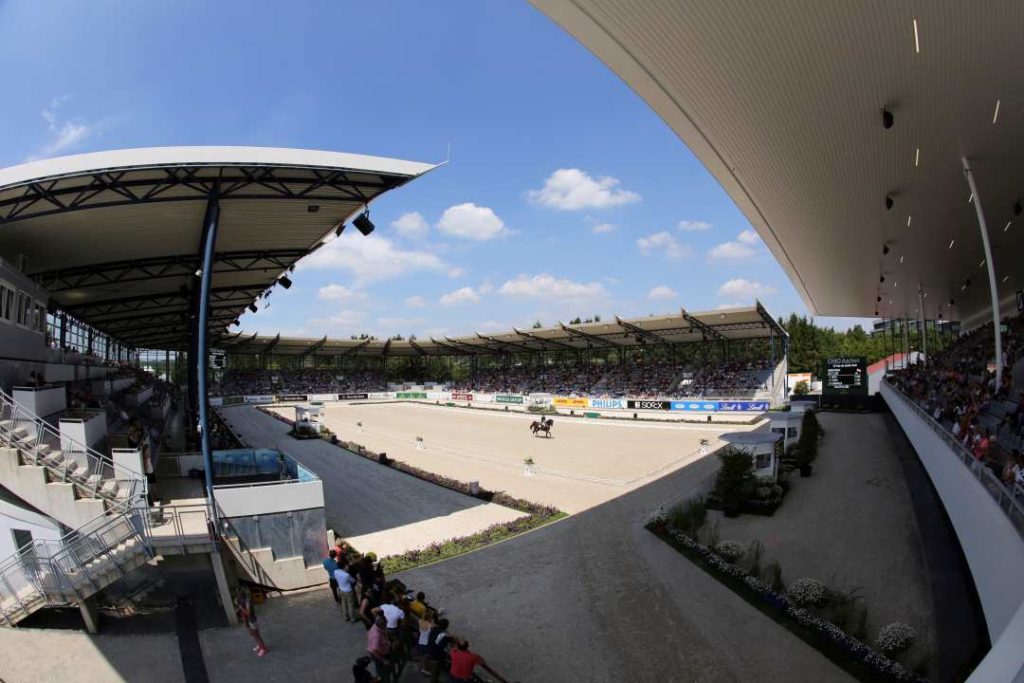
[647, 515, 927, 683]
[254, 404, 566, 571]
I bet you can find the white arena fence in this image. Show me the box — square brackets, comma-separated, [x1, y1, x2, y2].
[209, 391, 771, 413]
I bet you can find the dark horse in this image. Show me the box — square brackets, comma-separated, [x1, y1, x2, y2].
[530, 417, 553, 438]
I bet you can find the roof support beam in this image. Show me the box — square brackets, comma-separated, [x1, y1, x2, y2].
[475, 333, 534, 354]
[682, 309, 726, 342]
[444, 336, 488, 355]
[300, 335, 328, 358]
[755, 299, 788, 339]
[614, 316, 670, 346]
[429, 337, 472, 356]
[558, 322, 619, 349]
[512, 327, 579, 351]
[408, 339, 428, 356]
[263, 333, 281, 356]
[339, 339, 373, 357]
[382, 339, 392, 358]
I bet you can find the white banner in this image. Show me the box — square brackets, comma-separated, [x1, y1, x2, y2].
[309, 393, 339, 402]
[473, 393, 495, 403]
[588, 398, 626, 410]
[427, 391, 450, 400]
[368, 392, 393, 400]
[244, 395, 275, 404]
[209, 397, 224, 406]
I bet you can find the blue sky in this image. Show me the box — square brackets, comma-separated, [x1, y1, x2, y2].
[0, 0, 866, 339]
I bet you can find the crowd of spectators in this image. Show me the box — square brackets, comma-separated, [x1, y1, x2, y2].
[888, 317, 1024, 492]
[214, 368, 384, 396]
[677, 360, 772, 398]
[589, 361, 689, 399]
[319, 541, 508, 683]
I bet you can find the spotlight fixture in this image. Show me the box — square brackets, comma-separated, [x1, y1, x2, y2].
[938, 313, 943, 320]
[879, 275, 886, 283]
[874, 310, 879, 316]
[278, 275, 293, 289]
[353, 211, 375, 236]
[882, 244, 890, 255]
[1014, 201, 1022, 216]
[949, 299, 955, 307]
[335, 223, 346, 237]
[877, 296, 882, 303]
[882, 108, 894, 129]
[885, 195, 894, 211]
[178, 284, 189, 297]
[231, 319, 240, 327]
[289, 264, 296, 273]
[248, 304, 258, 314]
[307, 205, 320, 213]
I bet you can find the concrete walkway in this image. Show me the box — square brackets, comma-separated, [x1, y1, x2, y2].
[218, 406, 525, 557]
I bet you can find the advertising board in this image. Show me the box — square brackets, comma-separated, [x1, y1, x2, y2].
[553, 397, 588, 408]
[718, 400, 770, 412]
[529, 394, 552, 407]
[588, 398, 625, 410]
[822, 357, 868, 396]
[627, 400, 671, 411]
[451, 392, 474, 401]
[495, 394, 524, 405]
[670, 401, 720, 411]
[223, 396, 244, 406]
[396, 391, 427, 399]
[309, 393, 339, 402]
[339, 393, 368, 400]
[368, 392, 392, 400]
[209, 397, 224, 407]
[243, 395, 275, 404]
[276, 394, 308, 402]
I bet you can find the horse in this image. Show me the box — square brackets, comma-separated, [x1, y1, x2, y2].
[530, 417, 553, 438]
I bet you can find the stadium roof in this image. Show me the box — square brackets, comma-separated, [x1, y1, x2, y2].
[0, 147, 437, 349]
[220, 302, 785, 358]
[532, 1, 1024, 326]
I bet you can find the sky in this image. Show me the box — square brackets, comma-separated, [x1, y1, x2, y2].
[0, 0, 869, 340]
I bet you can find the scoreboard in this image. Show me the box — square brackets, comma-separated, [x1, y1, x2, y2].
[823, 357, 867, 395]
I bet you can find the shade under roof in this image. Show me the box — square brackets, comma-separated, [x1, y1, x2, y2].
[0, 146, 437, 349]
[531, 0, 1024, 327]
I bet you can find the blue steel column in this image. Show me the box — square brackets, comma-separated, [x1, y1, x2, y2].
[197, 194, 220, 500]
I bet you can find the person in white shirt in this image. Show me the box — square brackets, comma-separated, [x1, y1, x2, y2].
[374, 596, 404, 637]
[333, 564, 356, 621]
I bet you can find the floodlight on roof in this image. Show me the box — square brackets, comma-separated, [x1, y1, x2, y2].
[353, 211, 375, 236]
[882, 244, 890, 255]
[231, 319, 240, 327]
[278, 275, 293, 289]
[248, 304, 258, 314]
[1014, 201, 1022, 216]
[307, 205, 320, 213]
[877, 296, 882, 303]
[882, 108, 894, 129]
[335, 223, 346, 237]
[885, 195, 894, 211]
[879, 275, 885, 283]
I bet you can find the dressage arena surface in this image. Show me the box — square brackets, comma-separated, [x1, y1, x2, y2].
[272, 401, 763, 513]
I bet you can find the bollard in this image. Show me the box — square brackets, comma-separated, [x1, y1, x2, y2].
[633, 412, 637, 420]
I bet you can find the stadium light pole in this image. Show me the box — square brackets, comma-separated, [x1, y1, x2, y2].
[961, 157, 1003, 387]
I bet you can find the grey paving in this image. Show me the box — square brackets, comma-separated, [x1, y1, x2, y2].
[218, 405, 502, 538]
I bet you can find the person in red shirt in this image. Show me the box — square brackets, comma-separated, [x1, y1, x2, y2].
[447, 639, 509, 683]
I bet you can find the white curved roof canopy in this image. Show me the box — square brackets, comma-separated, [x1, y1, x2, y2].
[532, 0, 1024, 325]
[0, 146, 437, 349]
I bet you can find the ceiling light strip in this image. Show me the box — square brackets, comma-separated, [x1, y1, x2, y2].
[913, 19, 920, 54]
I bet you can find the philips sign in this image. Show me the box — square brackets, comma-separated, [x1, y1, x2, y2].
[589, 398, 625, 410]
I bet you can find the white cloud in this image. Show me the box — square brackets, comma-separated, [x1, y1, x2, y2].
[591, 222, 617, 234]
[35, 95, 94, 158]
[636, 231, 692, 259]
[317, 284, 364, 301]
[478, 281, 495, 295]
[447, 266, 467, 278]
[738, 229, 760, 244]
[391, 211, 429, 238]
[708, 230, 761, 259]
[716, 302, 747, 310]
[299, 232, 448, 284]
[378, 316, 426, 329]
[717, 278, 777, 298]
[708, 241, 756, 260]
[647, 285, 677, 300]
[677, 220, 712, 232]
[437, 203, 509, 240]
[405, 295, 426, 309]
[478, 320, 507, 332]
[439, 286, 481, 307]
[527, 168, 640, 210]
[307, 309, 367, 334]
[498, 274, 606, 301]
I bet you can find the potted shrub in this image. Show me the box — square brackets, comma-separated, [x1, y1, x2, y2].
[712, 447, 755, 516]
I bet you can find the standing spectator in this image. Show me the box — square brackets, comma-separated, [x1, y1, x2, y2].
[424, 617, 451, 683]
[367, 616, 392, 682]
[352, 655, 378, 683]
[323, 550, 341, 603]
[335, 562, 357, 621]
[448, 639, 510, 683]
[408, 591, 428, 619]
[234, 588, 267, 657]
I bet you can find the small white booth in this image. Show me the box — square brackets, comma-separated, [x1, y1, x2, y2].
[295, 405, 322, 431]
[721, 431, 784, 483]
[768, 412, 804, 450]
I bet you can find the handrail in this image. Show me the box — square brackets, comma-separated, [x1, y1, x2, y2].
[0, 387, 147, 500]
[882, 380, 1024, 531]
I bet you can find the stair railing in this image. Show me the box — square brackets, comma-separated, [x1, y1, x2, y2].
[0, 388, 147, 502]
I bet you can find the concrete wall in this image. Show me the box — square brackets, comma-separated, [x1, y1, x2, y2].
[881, 383, 1024, 639]
[0, 447, 106, 529]
[12, 386, 66, 418]
[214, 480, 324, 517]
[0, 498, 62, 558]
